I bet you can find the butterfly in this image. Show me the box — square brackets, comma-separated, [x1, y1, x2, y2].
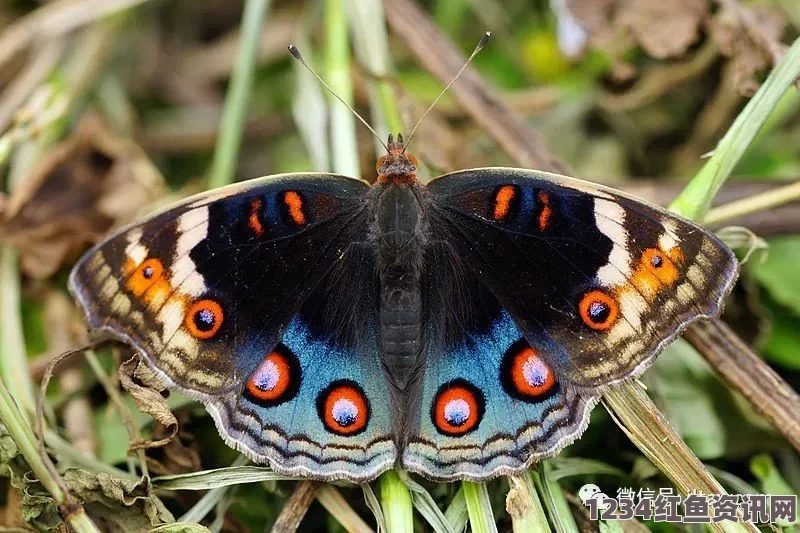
[69, 132, 737, 482]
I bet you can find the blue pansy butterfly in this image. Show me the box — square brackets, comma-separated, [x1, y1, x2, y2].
[69, 131, 736, 482]
[69, 36, 737, 482]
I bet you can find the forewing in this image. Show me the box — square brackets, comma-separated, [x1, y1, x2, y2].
[425, 167, 737, 391]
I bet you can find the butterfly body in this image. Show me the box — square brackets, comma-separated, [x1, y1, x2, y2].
[371, 135, 427, 388]
[70, 134, 737, 482]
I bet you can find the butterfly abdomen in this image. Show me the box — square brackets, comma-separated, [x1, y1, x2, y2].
[372, 181, 427, 389]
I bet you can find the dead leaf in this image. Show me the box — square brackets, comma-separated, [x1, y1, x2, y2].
[0, 113, 165, 279]
[564, 0, 710, 59]
[707, 5, 788, 96]
[22, 469, 174, 532]
[119, 356, 178, 452]
[617, 0, 709, 59]
[146, 412, 202, 477]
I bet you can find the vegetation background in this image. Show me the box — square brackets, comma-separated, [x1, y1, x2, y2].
[0, 0, 798, 531]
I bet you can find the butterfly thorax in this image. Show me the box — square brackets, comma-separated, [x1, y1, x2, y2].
[372, 134, 426, 390]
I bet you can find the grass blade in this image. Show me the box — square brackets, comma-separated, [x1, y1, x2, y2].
[463, 481, 498, 533]
[208, 0, 271, 189]
[325, 0, 359, 176]
[670, 37, 800, 220]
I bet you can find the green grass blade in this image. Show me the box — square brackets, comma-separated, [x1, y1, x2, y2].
[669, 36, 800, 221]
[463, 481, 498, 533]
[531, 463, 579, 533]
[348, 0, 403, 148]
[443, 487, 468, 531]
[291, 32, 330, 172]
[398, 470, 456, 533]
[325, 0, 359, 176]
[207, 0, 271, 189]
[154, 465, 295, 491]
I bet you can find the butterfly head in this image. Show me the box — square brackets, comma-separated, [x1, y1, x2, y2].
[376, 133, 418, 185]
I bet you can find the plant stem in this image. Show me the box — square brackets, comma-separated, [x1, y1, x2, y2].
[508, 473, 551, 533]
[703, 179, 800, 226]
[604, 383, 755, 533]
[207, 0, 270, 189]
[379, 470, 413, 533]
[0, 376, 99, 531]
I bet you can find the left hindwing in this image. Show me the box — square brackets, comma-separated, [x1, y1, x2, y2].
[425, 168, 738, 391]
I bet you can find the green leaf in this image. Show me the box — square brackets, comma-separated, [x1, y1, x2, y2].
[646, 340, 779, 459]
[751, 454, 797, 497]
[750, 236, 800, 317]
[669, 37, 800, 220]
[761, 300, 800, 370]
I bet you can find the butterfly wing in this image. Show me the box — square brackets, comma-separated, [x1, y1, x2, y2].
[401, 168, 737, 480]
[403, 247, 596, 480]
[424, 168, 737, 390]
[70, 174, 397, 481]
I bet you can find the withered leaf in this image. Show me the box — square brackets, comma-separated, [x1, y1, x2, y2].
[617, 0, 709, 59]
[22, 469, 174, 532]
[0, 114, 165, 279]
[119, 356, 178, 452]
[564, 0, 710, 59]
[707, 5, 788, 96]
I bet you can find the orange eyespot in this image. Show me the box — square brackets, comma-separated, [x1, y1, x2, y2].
[406, 154, 418, 168]
[126, 258, 164, 297]
[318, 381, 369, 436]
[244, 345, 300, 406]
[185, 299, 224, 339]
[376, 155, 389, 172]
[283, 191, 305, 225]
[578, 290, 619, 331]
[642, 248, 680, 284]
[432, 380, 484, 436]
[508, 346, 557, 398]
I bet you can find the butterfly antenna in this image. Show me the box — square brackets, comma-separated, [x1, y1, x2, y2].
[403, 31, 492, 152]
[288, 45, 389, 152]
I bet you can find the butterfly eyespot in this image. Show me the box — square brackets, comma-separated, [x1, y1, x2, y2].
[651, 254, 663, 268]
[493, 185, 518, 221]
[376, 155, 388, 172]
[432, 379, 485, 436]
[185, 299, 224, 339]
[641, 248, 680, 286]
[126, 258, 164, 297]
[501, 340, 559, 401]
[244, 344, 300, 406]
[317, 380, 369, 436]
[578, 290, 619, 330]
[406, 154, 418, 168]
[282, 191, 306, 225]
